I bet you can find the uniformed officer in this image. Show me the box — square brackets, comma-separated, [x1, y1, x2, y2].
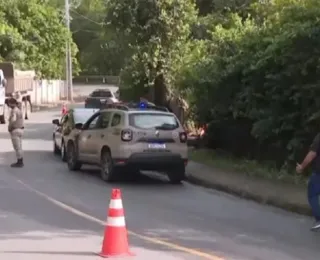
[7, 97, 24, 168]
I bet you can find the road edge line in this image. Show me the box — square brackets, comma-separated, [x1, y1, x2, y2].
[15, 179, 225, 260]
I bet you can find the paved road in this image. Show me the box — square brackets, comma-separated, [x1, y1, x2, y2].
[0, 107, 319, 259]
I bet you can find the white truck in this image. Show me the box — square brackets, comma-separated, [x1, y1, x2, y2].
[0, 62, 34, 124]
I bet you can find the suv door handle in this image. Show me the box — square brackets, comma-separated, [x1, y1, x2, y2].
[101, 134, 104, 138]
[88, 134, 91, 138]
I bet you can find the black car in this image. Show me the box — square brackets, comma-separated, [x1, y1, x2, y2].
[84, 89, 119, 109]
[52, 108, 99, 161]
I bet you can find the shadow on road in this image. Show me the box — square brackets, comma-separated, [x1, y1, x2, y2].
[24, 149, 174, 186]
[0, 150, 193, 257]
[0, 123, 53, 141]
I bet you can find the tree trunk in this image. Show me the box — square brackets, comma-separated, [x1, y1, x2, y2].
[153, 73, 168, 106]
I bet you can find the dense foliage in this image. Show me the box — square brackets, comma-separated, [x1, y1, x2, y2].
[104, 0, 197, 106]
[102, 0, 320, 168]
[2, 0, 320, 168]
[177, 0, 320, 167]
[0, 0, 79, 78]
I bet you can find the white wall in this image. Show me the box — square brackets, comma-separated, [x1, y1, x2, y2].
[31, 80, 66, 105]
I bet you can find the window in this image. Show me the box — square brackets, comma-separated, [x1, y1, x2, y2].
[129, 113, 179, 130]
[96, 112, 111, 129]
[111, 113, 121, 127]
[90, 90, 112, 98]
[74, 110, 98, 124]
[87, 115, 99, 129]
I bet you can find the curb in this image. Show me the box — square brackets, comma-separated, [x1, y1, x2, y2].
[186, 173, 312, 216]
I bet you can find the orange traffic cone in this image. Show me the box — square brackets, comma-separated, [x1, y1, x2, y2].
[61, 103, 67, 115]
[99, 189, 133, 258]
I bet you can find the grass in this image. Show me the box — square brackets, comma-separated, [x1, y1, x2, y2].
[189, 148, 307, 186]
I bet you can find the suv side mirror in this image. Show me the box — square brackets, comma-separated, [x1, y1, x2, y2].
[52, 119, 59, 125]
[75, 123, 83, 130]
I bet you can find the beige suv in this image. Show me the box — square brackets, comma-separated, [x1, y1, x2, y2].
[66, 102, 188, 183]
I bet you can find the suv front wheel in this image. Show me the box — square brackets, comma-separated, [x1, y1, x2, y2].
[61, 141, 67, 162]
[100, 149, 116, 182]
[167, 165, 186, 184]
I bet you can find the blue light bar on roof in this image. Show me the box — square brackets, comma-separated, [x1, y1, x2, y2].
[139, 101, 147, 109]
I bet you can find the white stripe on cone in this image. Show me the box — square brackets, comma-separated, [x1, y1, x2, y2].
[106, 216, 126, 227]
[109, 199, 123, 209]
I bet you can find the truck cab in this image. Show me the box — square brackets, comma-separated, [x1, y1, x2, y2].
[0, 63, 34, 124]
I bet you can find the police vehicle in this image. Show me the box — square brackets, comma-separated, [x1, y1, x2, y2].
[65, 102, 188, 183]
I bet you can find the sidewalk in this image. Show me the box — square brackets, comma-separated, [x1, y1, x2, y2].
[186, 161, 311, 216]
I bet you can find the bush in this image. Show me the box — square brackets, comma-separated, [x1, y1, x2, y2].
[179, 0, 320, 169]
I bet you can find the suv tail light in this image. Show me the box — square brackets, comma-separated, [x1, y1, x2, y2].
[121, 129, 132, 141]
[179, 132, 187, 143]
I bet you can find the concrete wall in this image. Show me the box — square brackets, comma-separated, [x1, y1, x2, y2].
[31, 80, 65, 105]
[30, 78, 119, 105]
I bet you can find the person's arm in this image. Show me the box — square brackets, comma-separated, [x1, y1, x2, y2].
[8, 109, 16, 132]
[299, 134, 319, 170]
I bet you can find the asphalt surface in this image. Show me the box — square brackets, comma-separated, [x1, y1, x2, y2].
[0, 106, 319, 259]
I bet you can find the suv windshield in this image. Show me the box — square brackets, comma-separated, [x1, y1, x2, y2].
[129, 113, 179, 130]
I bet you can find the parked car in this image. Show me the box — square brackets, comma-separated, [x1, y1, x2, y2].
[65, 102, 188, 184]
[84, 89, 118, 109]
[52, 108, 99, 161]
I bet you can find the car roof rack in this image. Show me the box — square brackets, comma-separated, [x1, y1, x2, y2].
[102, 102, 169, 112]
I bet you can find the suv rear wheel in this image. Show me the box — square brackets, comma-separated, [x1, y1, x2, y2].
[100, 149, 116, 182]
[167, 165, 186, 184]
[67, 142, 82, 171]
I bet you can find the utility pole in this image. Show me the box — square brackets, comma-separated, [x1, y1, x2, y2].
[65, 0, 73, 102]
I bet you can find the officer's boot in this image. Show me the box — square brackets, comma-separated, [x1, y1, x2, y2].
[11, 158, 24, 168]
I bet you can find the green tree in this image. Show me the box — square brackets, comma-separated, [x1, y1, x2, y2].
[106, 0, 197, 104]
[0, 0, 79, 78]
[55, 0, 127, 76]
[179, 0, 320, 167]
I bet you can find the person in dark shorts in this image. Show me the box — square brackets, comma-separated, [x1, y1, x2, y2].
[296, 133, 320, 230]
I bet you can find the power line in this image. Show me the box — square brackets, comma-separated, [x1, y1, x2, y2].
[70, 9, 105, 26]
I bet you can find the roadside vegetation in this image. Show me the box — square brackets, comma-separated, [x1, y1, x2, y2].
[189, 148, 307, 186]
[1, 0, 320, 184]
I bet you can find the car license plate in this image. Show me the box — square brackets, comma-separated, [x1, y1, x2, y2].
[148, 143, 166, 149]
[100, 99, 106, 102]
